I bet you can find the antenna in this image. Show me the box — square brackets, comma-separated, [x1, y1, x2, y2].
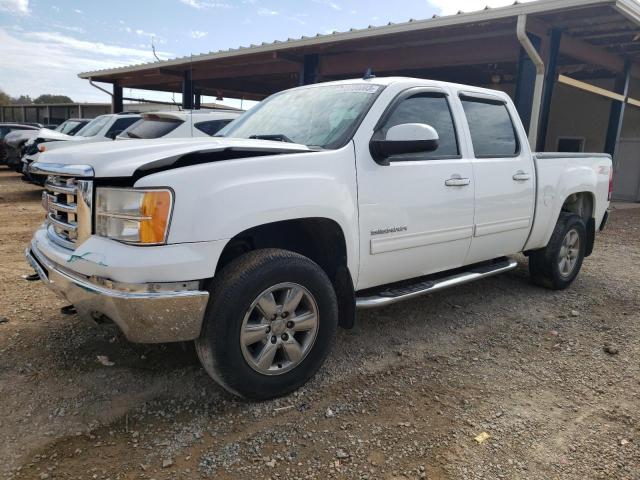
[151, 36, 179, 109]
[363, 68, 376, 80]
[151, 36, 161, 62]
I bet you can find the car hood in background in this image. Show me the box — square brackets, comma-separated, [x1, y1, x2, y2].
[32, 128, 75, 142]
[31, 137, 312, 178]
[4, 130, 38, 148]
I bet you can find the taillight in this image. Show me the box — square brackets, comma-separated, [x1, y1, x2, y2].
[608, 167, 614, 201]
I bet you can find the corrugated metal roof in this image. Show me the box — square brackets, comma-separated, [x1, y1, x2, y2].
[78, 0, 638, 79]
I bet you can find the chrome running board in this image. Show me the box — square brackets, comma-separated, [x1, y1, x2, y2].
[355, 257, 518, 309]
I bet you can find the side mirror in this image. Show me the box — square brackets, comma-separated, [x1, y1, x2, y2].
[370, 123, 439, 165]
[106, 130, 123, 140]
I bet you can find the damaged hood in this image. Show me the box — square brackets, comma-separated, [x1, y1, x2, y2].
[31, 128, 75, 143]
[31, 137, 312, 178]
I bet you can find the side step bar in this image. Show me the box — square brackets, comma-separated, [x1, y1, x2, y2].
[355, 257, 518, 309]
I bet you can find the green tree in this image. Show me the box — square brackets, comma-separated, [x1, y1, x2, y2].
[0, 90, 11, 106]
[34, 94, 74, 104]
[11, 95, 33, 105]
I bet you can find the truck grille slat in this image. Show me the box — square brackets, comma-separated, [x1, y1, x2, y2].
[44, 182, 76, 195]
[48, 213, 77, 232]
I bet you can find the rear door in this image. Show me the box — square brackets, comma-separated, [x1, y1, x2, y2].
[355, 87, 475, 290]
[457, 93, 535, 264]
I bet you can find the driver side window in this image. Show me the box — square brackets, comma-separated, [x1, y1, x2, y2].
[381, 92, 460, 160]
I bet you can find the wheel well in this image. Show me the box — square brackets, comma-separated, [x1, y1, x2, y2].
[560, 192, 596, 257]
[215, 218, 356, 329]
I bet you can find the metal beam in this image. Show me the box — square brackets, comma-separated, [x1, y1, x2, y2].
[300, 54, 320, 85]
[537, 28, 562, 151]
[604, 60, 631, 161]
[182, 70, 193, 109]
[320, 37, 519, 76]
[514, 33, 542, 136]
[112, 83, 123, 113]
[558, 75, 626, 102]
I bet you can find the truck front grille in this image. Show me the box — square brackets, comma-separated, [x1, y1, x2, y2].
[32, 163, 95, 250]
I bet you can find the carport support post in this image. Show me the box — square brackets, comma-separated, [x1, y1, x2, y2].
[536, 28, 562, 152]
[604, 60, 631, 163]
[300, 54, 320, 86]
[112, 83, 123, 114]
[182, 70, 194, 110]
[514, 34, 542, 135]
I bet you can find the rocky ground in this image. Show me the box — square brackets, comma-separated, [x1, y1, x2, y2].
[1, 168, 639, 480]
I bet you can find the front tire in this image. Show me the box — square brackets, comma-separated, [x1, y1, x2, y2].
[529, 212, 586, 290]
[195, 249, 338, 400]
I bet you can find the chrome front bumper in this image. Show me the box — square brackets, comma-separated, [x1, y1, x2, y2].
[25, 243, 209, 343]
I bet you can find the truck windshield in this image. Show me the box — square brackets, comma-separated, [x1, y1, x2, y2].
[218, 83, 382, 149]
[76, 115, 110, 137]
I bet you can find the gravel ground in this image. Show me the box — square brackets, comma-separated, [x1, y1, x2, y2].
[1, 168, 639, 480]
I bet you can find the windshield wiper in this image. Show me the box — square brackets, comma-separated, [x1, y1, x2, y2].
[126, 131, 141, 139]
[248, 134, 294, 143]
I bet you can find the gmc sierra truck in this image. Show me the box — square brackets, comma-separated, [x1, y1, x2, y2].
[26, 77, 612, 400]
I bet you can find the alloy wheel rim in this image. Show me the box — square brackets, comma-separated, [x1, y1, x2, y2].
[240, 282, 319, 376]
[558, 229, 580, 277]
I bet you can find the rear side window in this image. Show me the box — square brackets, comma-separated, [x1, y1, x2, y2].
[461, 97, 519, 157]
[194, 119, 234, 136]
[379, 92, 459, 160]
[122, 117, 182, 139]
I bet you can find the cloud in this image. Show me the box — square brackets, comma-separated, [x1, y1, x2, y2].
[189, 30, 208, 39]
[257, 7, 278, 16]
[179, 0, 231, 9]
[313, 0, 341, 11]
[0, 27, 172, 102]
[0, 0, 29, 15]
[427, 0, 538, 16]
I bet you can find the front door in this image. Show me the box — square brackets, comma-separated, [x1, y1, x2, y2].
[355, 87, 475, 290]
[457, 94, 536, 265]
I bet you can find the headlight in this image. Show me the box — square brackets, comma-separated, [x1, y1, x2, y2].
[95, 188, 173, 245]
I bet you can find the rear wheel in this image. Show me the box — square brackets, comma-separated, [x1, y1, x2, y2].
[195, 248, 338, 400]
[529, 212, 586, 290]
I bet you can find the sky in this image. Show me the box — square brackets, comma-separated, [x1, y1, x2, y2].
[0, 0, 538, 108]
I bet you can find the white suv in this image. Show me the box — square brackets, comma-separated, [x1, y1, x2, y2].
[117, 110, 242, 140]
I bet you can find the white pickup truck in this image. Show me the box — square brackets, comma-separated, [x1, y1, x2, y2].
[26, 77, 612, 400]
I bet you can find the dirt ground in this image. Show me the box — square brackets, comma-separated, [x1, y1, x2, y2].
[1, 168, 639, 480]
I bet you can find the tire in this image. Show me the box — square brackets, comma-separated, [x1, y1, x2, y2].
[195, 248, 338, 400]
[529, 212, 587, 290]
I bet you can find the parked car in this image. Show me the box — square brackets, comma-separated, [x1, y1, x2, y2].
[4, 119, 90, 171]
[26, 77, 612, 400]
[0, 123, 40, 165]
[117, 110, 242, 140]
[22, 113, 140, 183]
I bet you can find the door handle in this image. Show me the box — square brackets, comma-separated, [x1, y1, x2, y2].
[445, 177, 471, 187]
[513, 171, 531, 182]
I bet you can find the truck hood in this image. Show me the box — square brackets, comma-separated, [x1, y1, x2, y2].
[33, 128, 75, 142]
[33, 137, 312, 178]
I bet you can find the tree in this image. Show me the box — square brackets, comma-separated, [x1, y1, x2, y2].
[34, 94, 74, 104]
[11, 95, 33, 105]
[0, 90, 10, 106]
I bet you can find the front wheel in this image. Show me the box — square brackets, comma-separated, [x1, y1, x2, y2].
[195, 249, 338, 400]
[529, 212, 587, 290]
